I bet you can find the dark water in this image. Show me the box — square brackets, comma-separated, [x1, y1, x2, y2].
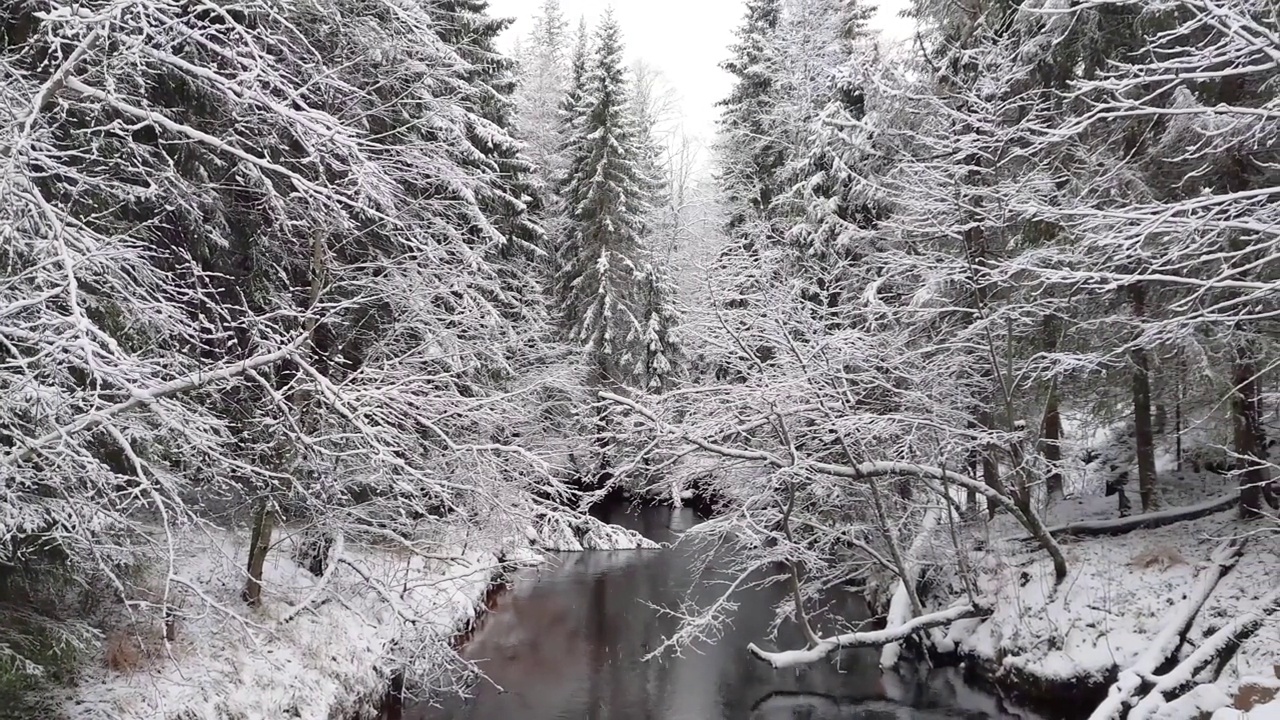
[409, 506, 1054, 720]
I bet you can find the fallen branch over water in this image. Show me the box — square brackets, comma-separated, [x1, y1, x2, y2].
[1087, 538, 1247, 720]
[601, 392, 1069, 582]
[747, 604, 986, 669]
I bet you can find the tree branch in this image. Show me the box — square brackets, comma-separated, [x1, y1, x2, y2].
[747, 603, 986, 669]
[3, 340, 303, 466]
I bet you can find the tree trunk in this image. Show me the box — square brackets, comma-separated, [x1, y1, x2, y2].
[243, 498, 275, 606]
[1232, 342, 1266, 519]
[1041, 314, 1063, 500]
[965, 420, 981, 516]
[964, 221, 1003, 518]
[981, 450, 1001, 519]
[164, 606, 177, 642]
[242, 231, 326, 604]
[1129, 283, 1158, 512]
[866, 477, 924, 619]
[975, 405, 1002, 519]
[1176, 351, 1184, 472]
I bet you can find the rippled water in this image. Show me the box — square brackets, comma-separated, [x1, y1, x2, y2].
[406, 505, 1059, 720]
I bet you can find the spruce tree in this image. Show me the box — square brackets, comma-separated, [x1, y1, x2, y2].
[514, 0, 571, 221]
[716, 0, 785, 241]
[556, 18, 593, 203]
[638, 264, 685, 393]
[781, 0, 877, 312]
[555, 13, 655, 386]
[429, 0, 542, 253]
[629, 63, 683, 394]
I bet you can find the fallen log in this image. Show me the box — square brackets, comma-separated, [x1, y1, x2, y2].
[1125, 583, 1280, 720]
[1032, 493, 1237, 540]
[747, 603, 986, 670]
[879, 506, 940, 669]
[1086, 538, 1246, 720]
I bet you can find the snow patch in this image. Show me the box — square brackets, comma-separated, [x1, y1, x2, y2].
[529, 512, 660, 551]
[69, 523, 525, 720]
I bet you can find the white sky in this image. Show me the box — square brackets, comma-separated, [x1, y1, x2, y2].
[488, 0, 916, 141]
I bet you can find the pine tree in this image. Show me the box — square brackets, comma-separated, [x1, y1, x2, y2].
[638, 264, 685, 393]
[716, 0, 786, 241]
[630, 62, 674, 250]
[778, 0, 877, 312]
[557, 18, 593, 199]
[629, 64, 684, 394]
[429, 0, 543, 253]
[514, 0, 571, 217]
[555, 14, 657, 386]
[774, 0, 873, 151]
[545, 19, 593, 271]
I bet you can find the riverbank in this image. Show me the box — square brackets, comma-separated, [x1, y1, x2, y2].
[901, 480, 1280, 720]
[67, 511, 655, 720]
[407, 504, 1054, 720]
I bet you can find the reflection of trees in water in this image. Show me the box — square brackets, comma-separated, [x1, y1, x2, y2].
[750, 692, 978, 720]
[588, 569, 606, 720]
[747, 687, 1048, 720]
[750, 692, 901, 720]
[408, 507, 1054, 720]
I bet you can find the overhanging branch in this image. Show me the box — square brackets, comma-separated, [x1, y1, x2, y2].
[747, 603, 986, 669]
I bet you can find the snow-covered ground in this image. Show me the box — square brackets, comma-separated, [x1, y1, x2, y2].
[67, 525, 515, 720]
[921, 476, 1279, 720]
[67, 512, 656, 720]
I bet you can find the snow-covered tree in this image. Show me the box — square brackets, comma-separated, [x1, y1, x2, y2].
[0, 0, 569, 699]
[429, 0, 543, 255]
[555, 14, 660, 385]
[716, 0, 787, 243]
[513, 0, 572, 222]
[637, 265, 685, 394]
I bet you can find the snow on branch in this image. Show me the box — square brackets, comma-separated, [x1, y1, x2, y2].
[599, 391, 1010, 507]
[746, 604, 986, 670]
[600, 391, 1068, 580]
[1035, 493, 1239, 539]
[1125, 583, 1280, 720]
[1087, 538, 1247, 720]
[1, 340, 302, 467]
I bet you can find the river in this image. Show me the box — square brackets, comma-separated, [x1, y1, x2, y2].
[405, 505, 1059, 720]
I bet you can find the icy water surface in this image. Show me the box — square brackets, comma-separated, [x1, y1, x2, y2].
[406, 505, 1057, 720]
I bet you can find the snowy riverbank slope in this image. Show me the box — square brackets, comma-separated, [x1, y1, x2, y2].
[919, 477, 1279, 720]
[67, 513, 655, 720]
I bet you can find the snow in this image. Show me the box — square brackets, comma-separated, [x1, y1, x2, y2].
[528, 511, 660, 551]
[1156, 684, 1232, 720]
[1087, 539, 1244, 720]
[62, 508, 648, 720]
[880, 505, 942, 668]
[748, 603, 980, 669]
[923, 472, 1280, 720]
[69, 524, 518, 720]
[1213, 700, 1280, 720]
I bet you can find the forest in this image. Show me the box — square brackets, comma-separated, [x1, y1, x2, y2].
[0, 0, 1277, 718]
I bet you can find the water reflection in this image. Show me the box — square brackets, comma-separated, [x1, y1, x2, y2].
[408, 506, 1057, 720]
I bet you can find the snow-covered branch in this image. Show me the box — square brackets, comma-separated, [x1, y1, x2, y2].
[746, 603, 985, 669]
